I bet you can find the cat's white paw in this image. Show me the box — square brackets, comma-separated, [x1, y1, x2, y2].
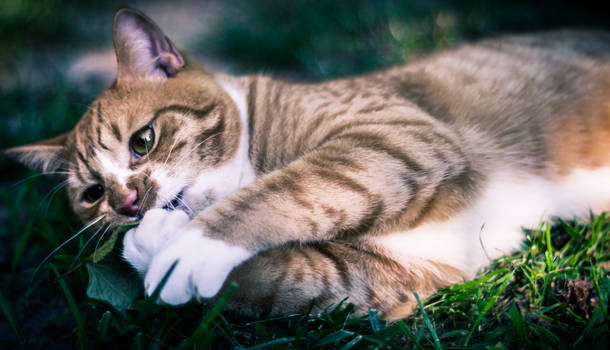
[122, 208, 190, 274]
[144, 228, 252, 305]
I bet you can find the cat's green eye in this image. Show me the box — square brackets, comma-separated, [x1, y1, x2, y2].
[130, 125, 155, 157]
[83, 184, 104, 203]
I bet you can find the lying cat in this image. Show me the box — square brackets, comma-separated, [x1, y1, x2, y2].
[5, 7, 610, 320]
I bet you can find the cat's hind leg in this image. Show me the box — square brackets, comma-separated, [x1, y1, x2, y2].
[216, 240, 462, 321]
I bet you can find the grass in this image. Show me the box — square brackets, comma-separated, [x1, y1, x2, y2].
[1, 180, 609, 349]
[1, 1, 610, 349]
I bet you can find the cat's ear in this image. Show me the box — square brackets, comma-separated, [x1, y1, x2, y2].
[3, 133, 70, 175]
[112, 7, 185, 84]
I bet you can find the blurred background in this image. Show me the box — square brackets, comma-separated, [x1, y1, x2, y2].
[0, 0, 609, 347]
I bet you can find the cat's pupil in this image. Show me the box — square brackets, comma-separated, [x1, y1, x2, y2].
[130, 126, 155, 156]
[83, 184, 104, 203]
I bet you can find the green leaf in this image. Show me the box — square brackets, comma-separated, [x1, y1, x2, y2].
[86, 255, 142, 312]
[89, 229, 119, 264]
[89, 221, 139, 264]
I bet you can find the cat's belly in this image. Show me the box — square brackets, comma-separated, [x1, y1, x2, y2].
[372, 167, 610, 278]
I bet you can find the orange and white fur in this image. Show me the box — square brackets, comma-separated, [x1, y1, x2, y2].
[5, 8, 610, 320]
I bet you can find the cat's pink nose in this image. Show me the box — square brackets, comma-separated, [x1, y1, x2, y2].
[117, 190, 139, 217]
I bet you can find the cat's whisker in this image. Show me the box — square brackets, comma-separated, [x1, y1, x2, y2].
[165, 132, 225, 175]
[40, 179, 72, 211]
[175, 196, 194, 213]
[31, 214, 106, 283]
[138, 186, 154, 215]
[160, 136, 181, 171]
[42, 178, 76, 217]
[68, 223, 110, 270]
[92, 223, 115, 262]
[12, 171, 76, 187]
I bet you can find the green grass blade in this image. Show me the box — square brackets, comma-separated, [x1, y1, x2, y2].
[242, 337, 296, 350]
[180, 282, 238, 350]
[312, 329, 355, 347]
[0, 289, 26, 346]
[11, 218, 34, 270]
[463, 272, 512, 346]
[414, 293, 442, 350]
[368, 309, 382, 332]
[50, 263, 86, 349]
[339, 335, 363, 350]
[396, 321, 425, 350]
[147, 260, 178, 303]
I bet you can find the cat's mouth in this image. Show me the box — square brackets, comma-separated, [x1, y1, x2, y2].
[162, 189, 193, 217]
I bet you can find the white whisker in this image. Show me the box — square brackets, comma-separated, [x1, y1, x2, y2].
[12, 171, 76, 187]
[31, 214, 106, 283]
[92, 223, 115, 262]
[69, 223, 109, 269]
[166, 131, 225, 175]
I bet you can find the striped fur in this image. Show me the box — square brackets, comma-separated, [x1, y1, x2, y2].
[5, 8, 610, 320]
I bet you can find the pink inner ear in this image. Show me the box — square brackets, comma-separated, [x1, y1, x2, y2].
[113, 8, 185, 84]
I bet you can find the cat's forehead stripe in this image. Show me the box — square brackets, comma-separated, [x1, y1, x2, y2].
[96, 150, 134, 186]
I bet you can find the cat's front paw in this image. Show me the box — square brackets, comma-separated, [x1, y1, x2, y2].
[144, 228, 253, 305]
[122, 208, 190, 275]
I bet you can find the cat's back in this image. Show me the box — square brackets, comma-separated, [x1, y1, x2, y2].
[382, 30, 610, 172]
[384, 30, 610, 121]
[248, 30, 610, 173]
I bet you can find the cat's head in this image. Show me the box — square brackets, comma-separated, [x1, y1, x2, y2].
[4, 8, 247, 226]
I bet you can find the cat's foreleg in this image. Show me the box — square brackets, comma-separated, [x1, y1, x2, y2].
[125, 132, 470, 304]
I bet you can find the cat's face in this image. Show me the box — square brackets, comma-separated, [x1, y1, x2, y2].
[65, 74, 241, 224]
[4, 8, 242, 225]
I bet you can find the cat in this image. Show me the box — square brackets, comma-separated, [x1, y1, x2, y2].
[4, 7, 610, 320]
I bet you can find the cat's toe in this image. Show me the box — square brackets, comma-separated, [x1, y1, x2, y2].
[145, 256, 195, 305]
[143, 228, 253, 303]
[122, 208, 190, 275]
[122, 228, 150, 274]
[136, 208, 190, 251]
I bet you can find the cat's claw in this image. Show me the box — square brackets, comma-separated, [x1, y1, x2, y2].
[143, 228, 252, 304]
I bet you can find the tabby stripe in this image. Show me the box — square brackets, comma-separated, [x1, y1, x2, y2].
[261, 250, 290, 313]
[246, 78, 258, 163]
[313, 100, 332, 113]
[339, 201, 384, 237]
[74, 146, 96, 181]
[298, 109, 348, 149]
[321, 204, 348, 227]
[75, 146, 89, 168]
[313, 242, 352, 288]
[95, 102, 104, 126]
[306, 151, 361, 170]
[319, 119, 432, 146]
[340, 93, 356, 104]
[255, 84, 277, 172]
[93, 101, 107, 145]
[356, 104, 392, 114]
[269, 169, 314, 210]
[95, 102, 122, 142]
[110, 122, 122, 142]
[96, 126, 110, 150]
[312, 167, 371, 199]
[333, 132, 424, 174]
[311, 167, 386, 235]
[153, 104, 216, 120]
[408, 185, 441, 227]
[307, 218, 320, 235]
